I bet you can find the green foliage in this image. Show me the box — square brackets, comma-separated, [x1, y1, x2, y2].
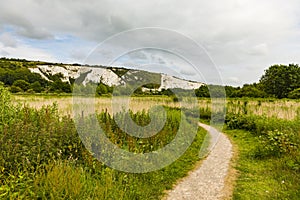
[49, 80, 72, 93]
[108, 67, 130, 77]
[0, 60, 48, 87]
[0, 87, 205, 199]
[224, 84, 268, 98]
[195, 85, 226, 98]
[226, 129, 300, 199]
[143, 83, 161, 89]
[73, 83, 96, 95]
[96, 82, 113, 96]
[237, 83, 267, 98]
[259, 130, 298, 157]
[222, 98, 300, 199]
[95, 108, 183, 153]
[12, 80, 30, 91]
[0, 58, 74, 94]
[259, 64, 300, 98]
[2, 57, 300, 99]
[288, 88, 300, 99]
[195, 85, 209, 97]
[30, 81, 43, 93]
[208, 85, 226, 98]
[160, 88, 174, 96]
[225, 114, 257, 131]
[0, 86, 14, 126]
[225, 85, 240, 97]
[10, 85, 23, 93]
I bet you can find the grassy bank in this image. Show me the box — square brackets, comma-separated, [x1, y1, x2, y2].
[225, 128, 300, 199]
[223, 110, 300, 199]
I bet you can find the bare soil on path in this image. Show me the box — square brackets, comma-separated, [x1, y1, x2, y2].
[165, 123, 233, 200]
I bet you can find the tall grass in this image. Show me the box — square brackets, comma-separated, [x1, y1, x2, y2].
[1, 86, 206, 199]
[222, 100, 300, 199]
[14, 95, 300, 120]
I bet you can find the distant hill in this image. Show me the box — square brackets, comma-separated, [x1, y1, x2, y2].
[0, 57, 204, 95]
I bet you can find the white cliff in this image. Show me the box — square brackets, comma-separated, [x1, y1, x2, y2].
[29, 65, 204, 90]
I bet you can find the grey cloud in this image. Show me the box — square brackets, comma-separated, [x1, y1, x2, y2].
[0, 50, 10, 56]
[0, 0, 300, 85]
[0, 33, 18, 47]
[0, 7, 53, 40]
[17, 27, 53, 40]
[1, 0, 298, 44]
[70, 49, 88, 62]
[226, 77, 242, 85]
[180, 68, 196, 76]
[247, 44, 269, 56]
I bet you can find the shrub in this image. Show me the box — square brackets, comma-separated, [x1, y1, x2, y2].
[30, 81, 42, 93]
[10, 85, 23, 93]
[260, 130, 298, 157]
[0, 85, 85, 176]
[225, 114, 257, 132]
[12, 80, 30, 91]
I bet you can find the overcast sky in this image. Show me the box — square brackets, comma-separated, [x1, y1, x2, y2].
[0, 0, 299, 86]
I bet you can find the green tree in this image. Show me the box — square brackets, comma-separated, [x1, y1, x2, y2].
[225, 86, 239, 97]
[49, 80, 71, 93]
[238, 84, 267, 98]
[12, 80, 30, 91]
[10, 85, 23, 93]
[288, 88, 300, 99]
[133, 87, 143, 95]
[259, 64, 300, 98]
[208, 85, 226, 98]
[96, 83, 108, 95]
[195, 85, 209, 97]
[30, 81, 43, 93]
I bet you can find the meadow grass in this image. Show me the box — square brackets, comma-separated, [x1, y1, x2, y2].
[12, 95, 183, 116]
[13, 95, 300, 120]
[225, 129, 300, 199]
[1, 89, 207, 199]
[8, 94, 300, 199]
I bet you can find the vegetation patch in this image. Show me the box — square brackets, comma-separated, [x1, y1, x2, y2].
[0, 85, 205, 199]
[225, 129, 300, 199]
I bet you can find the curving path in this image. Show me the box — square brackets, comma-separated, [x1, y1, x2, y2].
[166, 123, 233, 200]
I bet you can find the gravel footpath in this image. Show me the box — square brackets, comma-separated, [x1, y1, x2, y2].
[165, 123, 233, 200]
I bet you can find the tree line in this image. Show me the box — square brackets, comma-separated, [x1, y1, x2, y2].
[195, 64, 300, 99]
[0, 58, 299, 98]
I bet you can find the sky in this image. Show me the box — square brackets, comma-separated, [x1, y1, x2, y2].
[0, 0, 300, 86]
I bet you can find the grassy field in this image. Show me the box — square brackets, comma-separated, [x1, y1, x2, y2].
[225, 129, 300, 199]
[12, 95, 183, 116]
[5, 93, 300, 199]
[13, 95, 300, 120]
[1, 88, 207, 199]
[224, 104, 300, 199]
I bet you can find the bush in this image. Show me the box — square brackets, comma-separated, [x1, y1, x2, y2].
[259, 130, 298, 157]
[30, 81, 42, 93]
[0, 85, 85, 176]
[12, 80, 30, 91]
[225, 114, 257, 132]
[10, 85, 23, 93]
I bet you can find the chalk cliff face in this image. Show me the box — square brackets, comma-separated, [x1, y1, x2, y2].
[29, 65, 204, 90]
[159, 74, 204, 91]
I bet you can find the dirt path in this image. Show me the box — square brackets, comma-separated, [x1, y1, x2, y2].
[165, 123, 233, 200]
